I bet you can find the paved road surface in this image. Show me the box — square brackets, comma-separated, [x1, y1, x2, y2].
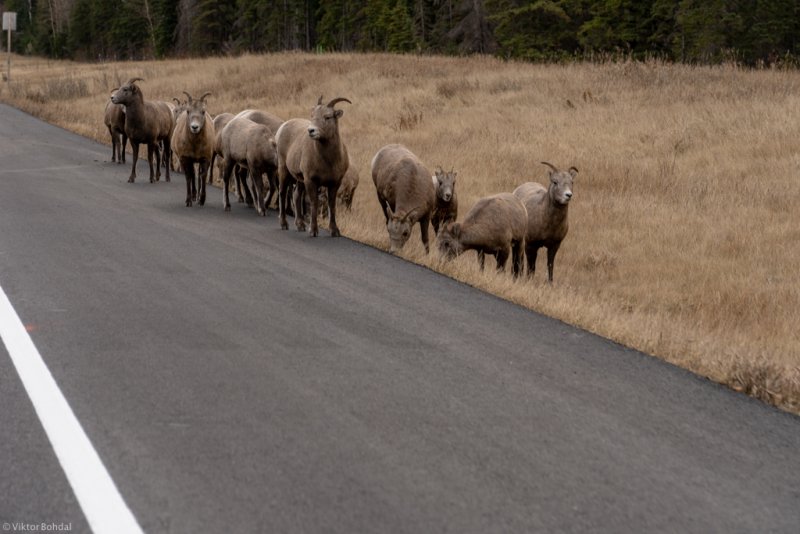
[0, 103, 798, 533]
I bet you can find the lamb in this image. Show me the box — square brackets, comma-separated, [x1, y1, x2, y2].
[275, 96, 351, 237]
[104, 89, 127, 164]
[431, 166, 458, 234]
[512, 162, 578, 282]
[371, 144, 436, 253]
[171, 91, 215, 207]
[111, 78, 174, 183]
[219, 114, 278, 216]
[436, 192, 527, 277]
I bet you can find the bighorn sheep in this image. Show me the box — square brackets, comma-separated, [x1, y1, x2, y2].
[111, 78, 174, 183]
[104, 89, 127, 164]
[171, 91, 215, 207]
[512, 162, 578, 282]
[275, 96, 351, 237]
[232, 109, 285, 210]
[371, 144, 436, 253]
[431, 167, 458, 234]
[219, 115, 278, 216]
[437, 193, 527, 277]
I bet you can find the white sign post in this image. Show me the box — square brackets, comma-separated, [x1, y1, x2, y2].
[3, 12, 16, 83]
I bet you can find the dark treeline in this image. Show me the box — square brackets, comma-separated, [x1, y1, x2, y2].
[1, 0, 798, 66]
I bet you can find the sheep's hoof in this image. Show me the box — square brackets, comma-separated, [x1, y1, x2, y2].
[165, 177, 170, 183]
[186, 199, 192, 207]
[280, 221, 288, 230]
[237, 196, 244, 203]
[128, 177, 135, 183]
[309, 227, 318, 237]
[150, 177, 155, 184]
[224, 205, 231, 212]
[198, 196, 205, 206]
[330, 227, 341, 238]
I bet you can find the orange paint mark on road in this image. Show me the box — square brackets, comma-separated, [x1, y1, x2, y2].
[25, 324, 37, 332]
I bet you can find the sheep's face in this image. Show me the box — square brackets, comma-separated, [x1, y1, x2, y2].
[386, 212, 414, 253]
[111, 83, 139, 106]
[185, 102, 206, 135]
[307, 105, 343, 141]
[436, 223, 464, 260]
[434, 169, 457, 203]
[548, 168, 577, 206]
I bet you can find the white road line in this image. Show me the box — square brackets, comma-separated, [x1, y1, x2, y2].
[0, 285, 143, 534]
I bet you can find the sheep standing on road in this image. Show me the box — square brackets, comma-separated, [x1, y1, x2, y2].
[437, 193, 527, 277]
[431, 167, 458, 234]
[104, 89, 127, 164]
[512, 162, 578, 282]
[111, 78, 174, 184]
[219, 115, 278, 216]
[371, 144, 436, 253]
[275, 96, 351, 237]
[171, 91, 215, 207]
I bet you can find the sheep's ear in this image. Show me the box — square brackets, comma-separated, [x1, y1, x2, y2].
[568, 166, 579, 178]
[451, 171, 457, 182]
[334, 109, 344, 119]
[434, 166, 443, 177]
[317, 95, 324, 105]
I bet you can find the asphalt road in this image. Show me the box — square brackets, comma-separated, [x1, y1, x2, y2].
[0, 103, 798, 533]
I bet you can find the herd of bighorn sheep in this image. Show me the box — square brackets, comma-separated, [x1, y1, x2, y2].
[105, 77, 578, 283]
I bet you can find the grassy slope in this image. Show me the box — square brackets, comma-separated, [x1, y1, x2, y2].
[1, 52, 798, 414]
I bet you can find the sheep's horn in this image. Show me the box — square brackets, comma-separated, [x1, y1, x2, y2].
[172, 97, 181, 105]
[326, 97, 352, 108]
[199, 92, 212, 103]
[568, 166, 579, 175]
[317, 95, 324, 105]
[404, 206, 422, 221]
[126, 77, 144, 85]
[182, 91, 194, 104]
[541, 161, 559, 173]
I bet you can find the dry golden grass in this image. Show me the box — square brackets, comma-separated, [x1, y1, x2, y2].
[2, 52, 798, 414]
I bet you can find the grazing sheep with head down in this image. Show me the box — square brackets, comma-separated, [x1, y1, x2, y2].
[275, 96, 351, 237]
[219, 115, 278, 216]
[431, 166, 458, 234]
[171, 91, 215, 207]
[104, 89, 127, 164]
[111, 77, 174, 184]
[371, 144, 436, 253]
[512, 162, 578, 282]
[437, 192, 527, 278]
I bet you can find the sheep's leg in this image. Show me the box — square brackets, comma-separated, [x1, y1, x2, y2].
[278, 172, 292, 230]
[432, 216, 440, 236]
[237, 167, 252, 205]
[294, 181, 308, 233]
[121, 133, 127, 164]
[525, 243, 539, 278]
[108, 128, 117, 162]
[327, 183, 340, 237]
[251, 170, 265, 217]
[546, 244, 560, 284]
[209, 153, 218, 185]
[163, 138, 171, 182]
[198, 160, 208, 206]
[496, 248, 510, 272]
[511, 239, 524, 279]
[191, 163, 198, 202]
[221, 157, 235, 212]
[263, 169, 277, 213]
[147, 143, 158, 183]
[478, 250, 486, 271]
[418, 215, 431, 253]
[128, 142, 139, 183]
[181, 156, 195, 207]
[378, 193, 389, 223]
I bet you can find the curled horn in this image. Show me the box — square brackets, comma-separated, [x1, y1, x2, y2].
[126, 77, 144, 86]
[199, 92, 212, 103]
[404, 206, 422, 221]
[326, 97, 352, 108]
[182, 91, 194, 104]
[568, 166, 579, 175]
[172, 97, 181, 105]
[541, 161, 559, 173]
